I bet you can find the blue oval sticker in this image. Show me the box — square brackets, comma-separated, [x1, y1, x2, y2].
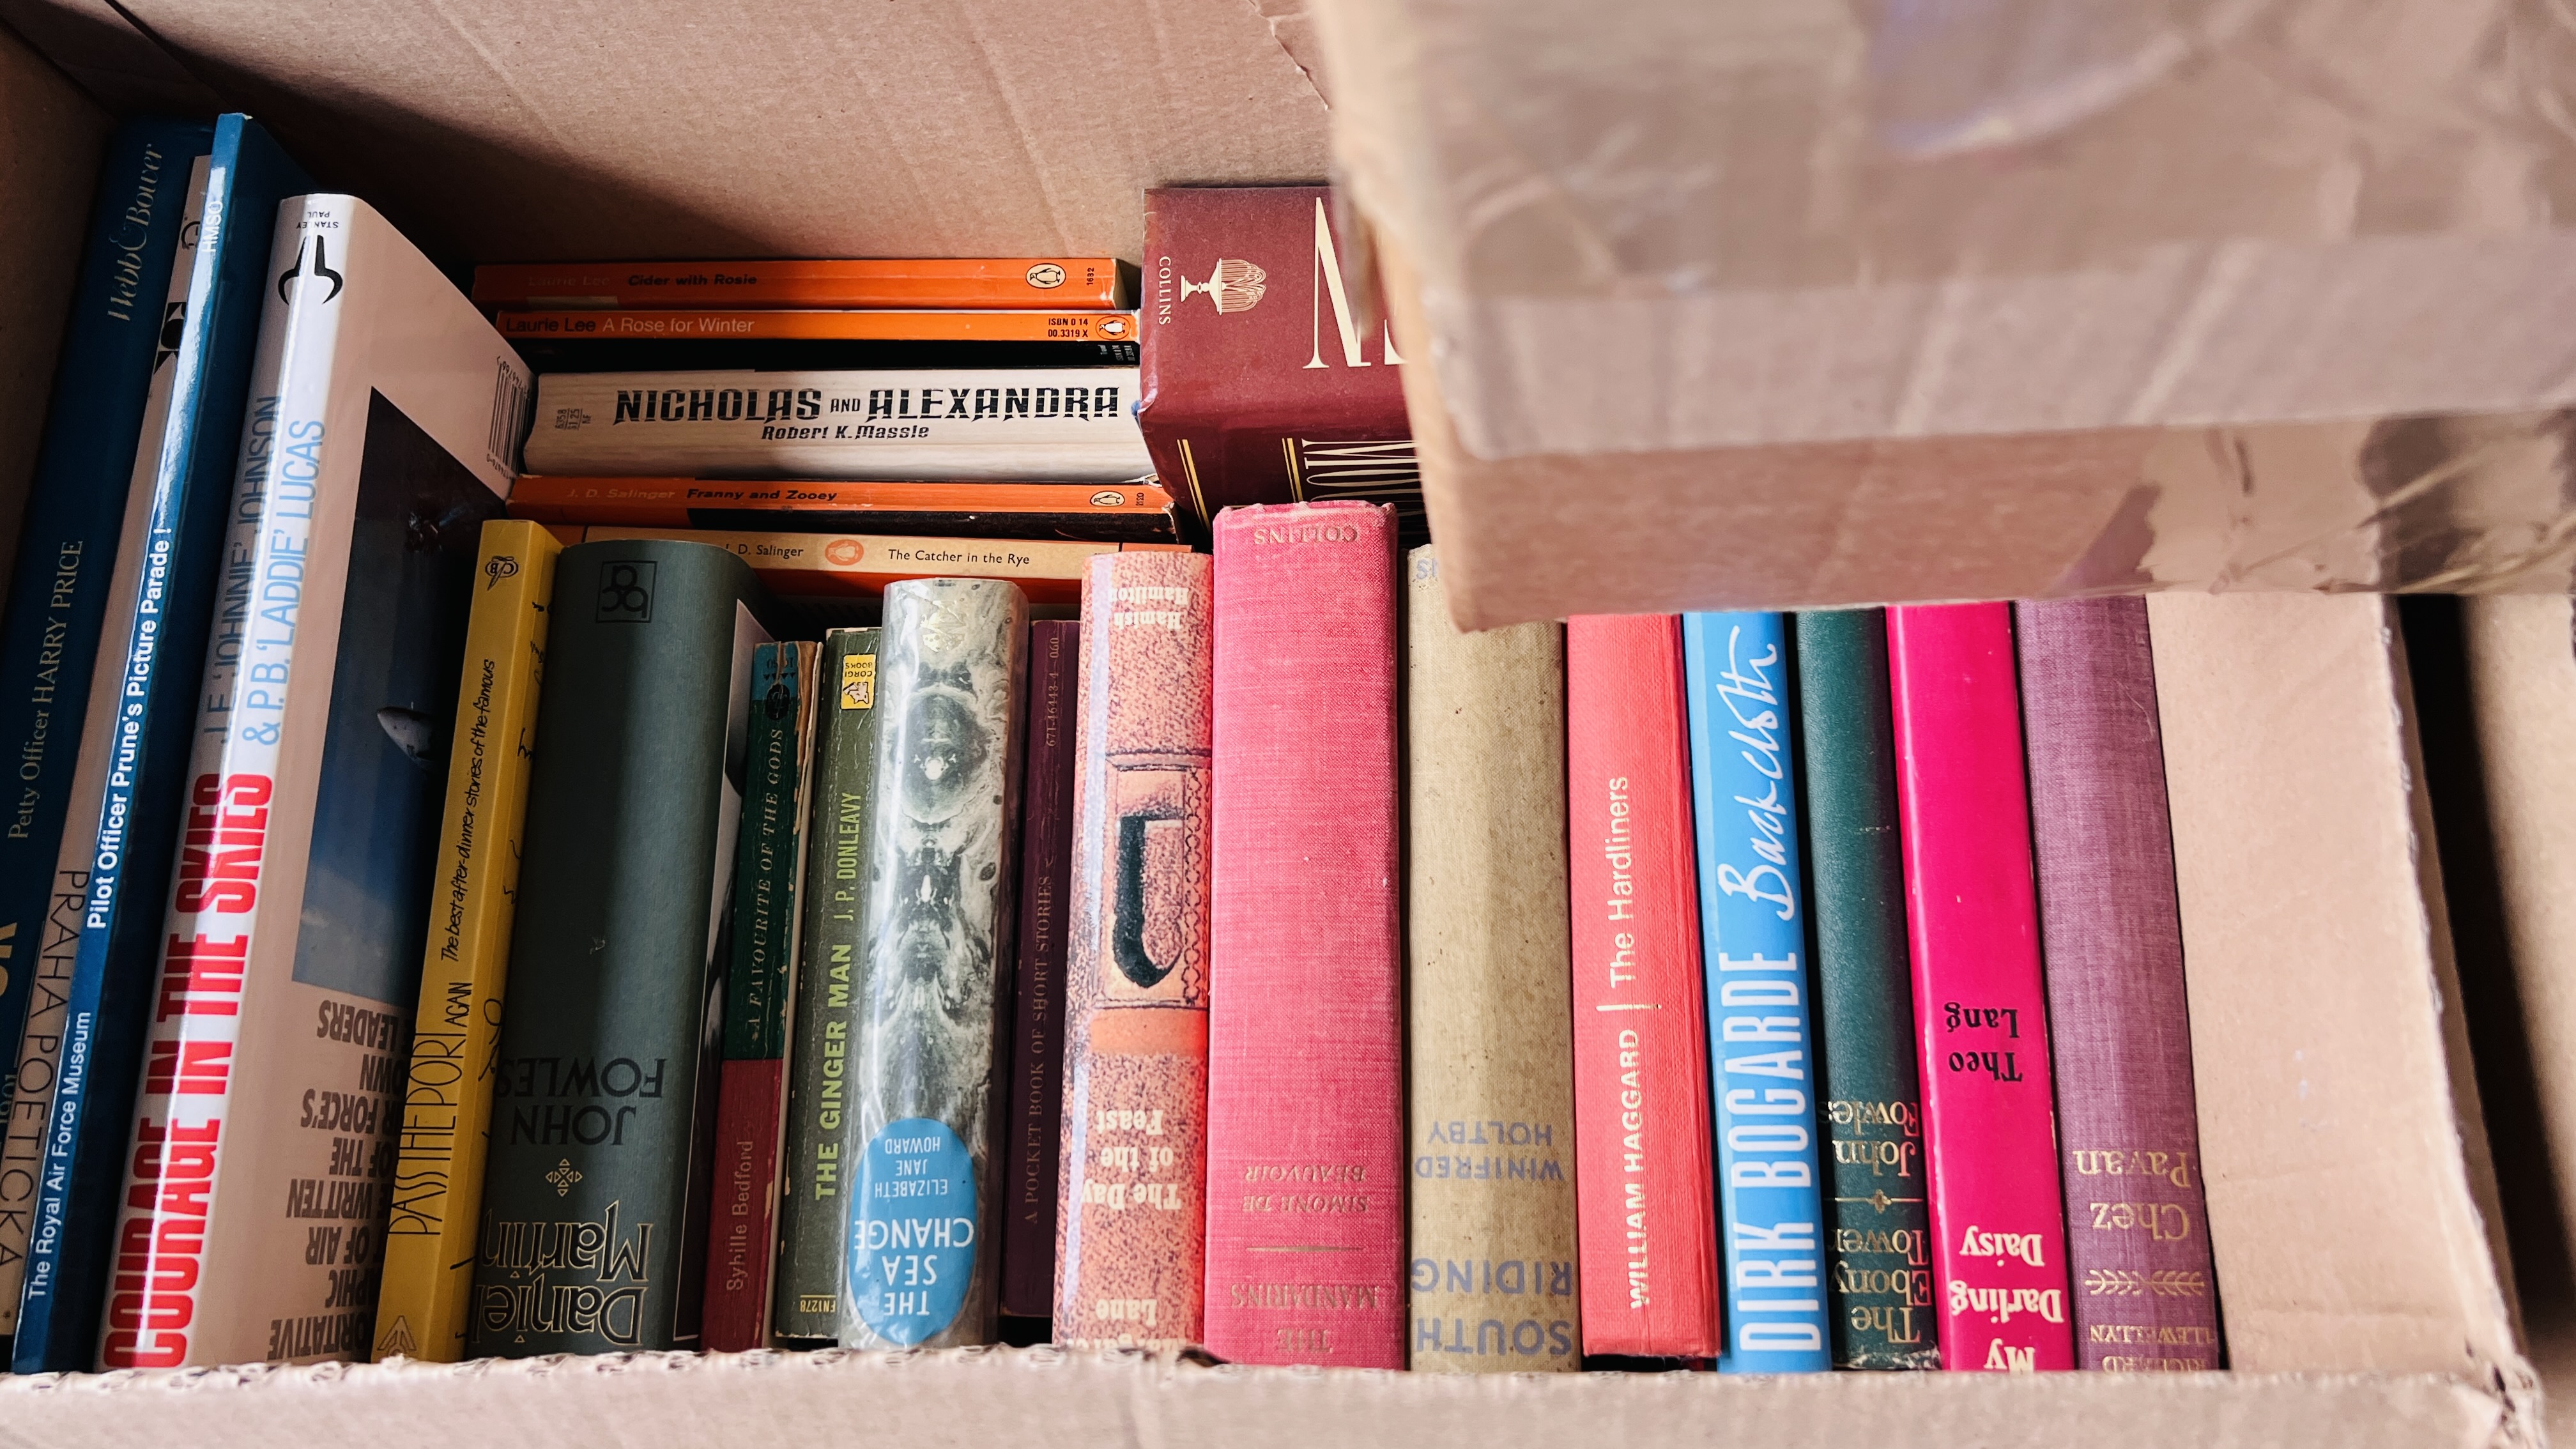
[847, 1117, 977, 1344]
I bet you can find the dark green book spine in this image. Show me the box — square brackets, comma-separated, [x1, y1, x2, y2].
[772, 628, 883, 1343]
[1793, 609, 1940, 1370]
[471, 540, 772, 1357]
[838, 578, 1027, 1349]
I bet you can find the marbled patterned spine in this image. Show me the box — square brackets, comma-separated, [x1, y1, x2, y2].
[1054, 551, 1214, 1350]
[836, 578, 1029, 1349]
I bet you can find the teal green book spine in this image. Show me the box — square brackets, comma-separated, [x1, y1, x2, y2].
[1793, 609, 1940, 1370]
[772, 627, 883, 1344]
[471, 540, 774, 1356]
[838, 579, 1027, 1349]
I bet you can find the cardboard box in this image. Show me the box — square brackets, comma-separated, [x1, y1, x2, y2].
[1314, 0, 2576, 629]
[0, 5, 2548, 1444]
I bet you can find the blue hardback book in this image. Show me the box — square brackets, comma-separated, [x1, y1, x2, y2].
[12, 116, 312, 1374]
[0, 118, 208, 1128]
[1682, 611, 1832, 1373]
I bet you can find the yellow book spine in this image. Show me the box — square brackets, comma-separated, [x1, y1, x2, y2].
[371, 519, 562, 1361]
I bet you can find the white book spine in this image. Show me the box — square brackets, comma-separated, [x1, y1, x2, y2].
[0, 154, 211, 1337]
[523, 367, 1152, 482]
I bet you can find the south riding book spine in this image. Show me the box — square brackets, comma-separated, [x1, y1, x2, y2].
[1792, 609, 1938, 1370]
[999, 618, 1077, 1321]
[471, 257, 1124, 310]
[96, 194, 523, 1370]
[1202, 502, 1404, 1368]
[1884, 603, 2076, 1373]
[10, 118, 314, 1374]
[504, 476, 1182, 545]
[1404, 546, 1581, 1372]
[471, 540, 775, 1357]
[771, 628, 882, 1344]
[702, 640, 820, 1351]
[370, 520, 560, 1363]
[1054, 551, 1213, 1351]
[1683, 611, 1831, 1372]
[2014, 597, 2222, 1370]
[1564, 613, 1721, 1359]
[836, 578, 1029, 1351]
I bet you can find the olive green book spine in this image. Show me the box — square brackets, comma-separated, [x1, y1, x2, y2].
[470, 540, 774, 1357]
[772, 627, 884, 1344]
[838, 578, 1028, 1350]
[1794, 609, 1940, 1370]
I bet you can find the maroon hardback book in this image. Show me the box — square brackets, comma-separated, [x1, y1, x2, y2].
[999, 619, 1080, 1320]
[1139, 187, 1420, 540]
[1563, 614, 1722, 1358]
[1202, 502, 1406, 1367]
[2014, 597, 2223, 1370]
[1055, 551, 1215, 1349]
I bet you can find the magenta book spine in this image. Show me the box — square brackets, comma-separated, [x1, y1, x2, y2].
[1202, 502, 1405, 1368]
[1884, 603, 2075, 1372]
[2013, 597, 2221, 1370]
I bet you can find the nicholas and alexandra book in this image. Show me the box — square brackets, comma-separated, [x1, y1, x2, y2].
[11, 117, 314, 1374]
[523, 369, 1151, 483]
[96, 193, 528, 1370]
[1139, 187, 1418, 538]
[471, 541, 776, 1358]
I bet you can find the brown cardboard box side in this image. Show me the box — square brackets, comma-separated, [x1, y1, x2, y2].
[0, 22, 106, 576]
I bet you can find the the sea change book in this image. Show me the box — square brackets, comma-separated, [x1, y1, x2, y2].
[95, 193, 529, 1370]
[522, 368, 1151, 483]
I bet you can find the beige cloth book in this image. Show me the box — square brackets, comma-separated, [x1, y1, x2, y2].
[1402, 545, 1581, 1371]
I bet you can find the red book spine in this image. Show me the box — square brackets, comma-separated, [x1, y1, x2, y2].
[1564, 615, 1722, 1358]
[701, 1058, 785, 1352]
[1000, 620, 1080, 1319]
[1055, 552, 1215, 1349]
[1884, 604, 2076, 1372]
[1202, 502, 1404, 1367]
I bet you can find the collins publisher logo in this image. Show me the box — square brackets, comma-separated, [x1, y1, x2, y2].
[595, 560, 656, 622]
[1180, 258, 1265, 315]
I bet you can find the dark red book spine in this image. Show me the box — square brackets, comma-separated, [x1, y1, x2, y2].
[702, 1058, 785, 1352]
[2014, 597, 2223, 1370]
[1000, 619, 1080, 1319]
[1202, 502, 1404, 1368]
[1563, 614, 1722, 1358]
[1139, 187, 1418, 537]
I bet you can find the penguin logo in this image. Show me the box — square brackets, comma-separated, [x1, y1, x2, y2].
[277, 236, 345, 304]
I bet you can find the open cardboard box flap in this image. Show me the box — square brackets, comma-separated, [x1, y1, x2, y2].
[1317, 0, 2576, 626]
[0, 6, 2551, 1445]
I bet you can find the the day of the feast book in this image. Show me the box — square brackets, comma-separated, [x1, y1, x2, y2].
[471, 257, 1125, 311]
[522, 369, 1151, 483]
[98, 193, 527, 1370]
[505, 475, 1181, 545]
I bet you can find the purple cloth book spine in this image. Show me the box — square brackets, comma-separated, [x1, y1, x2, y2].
[2014, 597, 2225, 1371]
[1000, 619, 1080, 1319]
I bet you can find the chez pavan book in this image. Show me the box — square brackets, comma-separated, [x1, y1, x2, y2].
[96, 193, 527, 1370]
[523, 369, 1151, 483]
[370, 520, 561, 1363]
[470, 540, 776, 1358]
[10, 117, 313, 1375]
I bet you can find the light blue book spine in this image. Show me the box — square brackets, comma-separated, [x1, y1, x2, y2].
[1683, 610, 1830, 1373]
[13, 116, 312, 1374]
